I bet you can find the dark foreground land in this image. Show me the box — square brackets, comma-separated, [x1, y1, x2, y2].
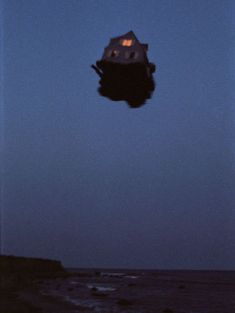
[1, 255, 235, 313]
[0, 255, 72, 313]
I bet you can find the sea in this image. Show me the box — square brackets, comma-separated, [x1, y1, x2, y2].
[39, 269, 235, 313]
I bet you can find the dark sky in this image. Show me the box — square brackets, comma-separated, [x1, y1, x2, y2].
[2, 0, 235, 269]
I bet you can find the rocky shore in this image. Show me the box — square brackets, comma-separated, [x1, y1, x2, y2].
[0, 255, 71, 313]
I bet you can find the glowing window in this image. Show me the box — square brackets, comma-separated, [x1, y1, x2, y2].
[121, 39, 134, 47]
[107, 49, 120, 58]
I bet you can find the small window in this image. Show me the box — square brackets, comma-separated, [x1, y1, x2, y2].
[129, 52, 136, 59]
[107, 49, 120, 58]
[120, 39, 134, 47]
[125, 51, 138, 60]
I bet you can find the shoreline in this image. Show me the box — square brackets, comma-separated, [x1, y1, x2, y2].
[2, 256, 235, 313]
[1, 279, 82, 313]
[0, 255, 73, 313]
[1, 288, 41, 313]
[18, 285, 80, 313]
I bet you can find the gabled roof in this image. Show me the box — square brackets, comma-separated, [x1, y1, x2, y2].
[141, 44, 148, 51]
[110, 31, 148, 51]
[110, 30, 139, 45]
[102, 31, 149, 64]
[111, 30, 137, 40]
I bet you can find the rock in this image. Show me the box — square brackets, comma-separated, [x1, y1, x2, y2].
[91, 287, 98, 292]
[94, 271, 101, 277]
[128, 283, 137, 287]
[117, 299, 133, 306]
[92, 292, 108, 297]
[68, 287, 73, 291]
[163, 308, 174, 313]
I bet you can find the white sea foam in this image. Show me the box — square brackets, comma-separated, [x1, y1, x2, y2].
[100, 272, 138, 279]
[87, 284, 116, 292]
[64, 296, 106, 313]
[100, 272, 125, 278]
[64, 295, 93, 306]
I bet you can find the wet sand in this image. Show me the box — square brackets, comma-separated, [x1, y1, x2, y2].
[0, 288, 41, 313]
[1, 286, 81, 313]
[18, 287, 81, 313]
[26, 269, 235, 313]
[1, 262, 235, 313]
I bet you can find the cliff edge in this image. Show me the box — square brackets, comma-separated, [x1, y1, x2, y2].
[0, 255, 68, 290]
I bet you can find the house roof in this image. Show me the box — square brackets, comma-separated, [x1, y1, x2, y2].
[101, 31, 150, 64]
[110, 31, 148, 51]
[110, 30, 137, 41]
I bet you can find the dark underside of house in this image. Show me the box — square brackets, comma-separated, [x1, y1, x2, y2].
[96, 60, 155, 82]
[95, 61, 155, 108]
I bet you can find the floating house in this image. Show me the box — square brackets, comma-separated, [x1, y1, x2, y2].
[92, 31, 155, 81]
[92, 31, 156, 108]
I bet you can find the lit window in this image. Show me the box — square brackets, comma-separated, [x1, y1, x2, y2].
[107, 50, 120, 58]
[121, 39, 134, 47]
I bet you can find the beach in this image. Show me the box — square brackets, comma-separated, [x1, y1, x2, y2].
[9, 269, 235, 313]
[1, 256, 235, 313]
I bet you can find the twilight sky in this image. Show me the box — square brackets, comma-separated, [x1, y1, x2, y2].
[2, 0, 235, 269]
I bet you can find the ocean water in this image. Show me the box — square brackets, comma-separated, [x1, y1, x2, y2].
[39, 269, 235, 313]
